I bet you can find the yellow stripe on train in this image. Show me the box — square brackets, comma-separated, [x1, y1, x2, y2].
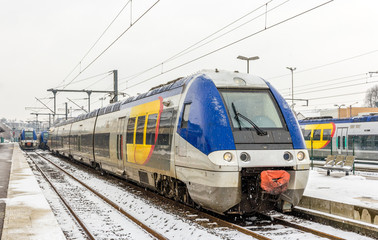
[303, 122, 336, 149]
[127, 97, 163, 165]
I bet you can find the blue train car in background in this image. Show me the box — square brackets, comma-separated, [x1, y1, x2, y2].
[38, 131, 49, 150]
[19, 128, 38, 150]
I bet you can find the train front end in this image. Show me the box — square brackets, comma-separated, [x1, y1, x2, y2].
[176, 70, 309, 214]
[20, 129, 38, 150]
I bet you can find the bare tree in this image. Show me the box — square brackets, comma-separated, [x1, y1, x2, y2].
[364, 85, 378, 107]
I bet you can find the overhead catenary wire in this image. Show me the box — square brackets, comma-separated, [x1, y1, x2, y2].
[124, 0, 335, 91]
[280, 74, 375, 96]
[283, 78, 378, 97]
[84, 72, 113, 89]
[61, 0, 161, 91]
[267, 49, 378, 80]
[55, 0, 132, 90]
[119, 0, 287, 84]
[56, 71, 113, 88]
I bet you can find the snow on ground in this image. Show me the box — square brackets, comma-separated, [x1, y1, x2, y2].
[37, 152, 255, 240]
[304, 168, 378, 210]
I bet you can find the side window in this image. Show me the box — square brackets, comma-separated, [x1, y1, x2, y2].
[304, 129, 312, 140]
[337, 136, 341, 149]
[181, 103, 191, 128]
[313, 129, 321, 141]
[146, 114, 158, 145]
[136, 116, 146, 145]
[157, 110, 173, 146]
[126, 117, 135, 144]
[342, 136, 346, 149]
[322, 129, 332, 141]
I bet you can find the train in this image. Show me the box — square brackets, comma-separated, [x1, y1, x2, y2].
[299, 115, 378, 162]
[38, 131, 49, 150]
[19, 128, 38, 150]
[48, 69, 310, 214]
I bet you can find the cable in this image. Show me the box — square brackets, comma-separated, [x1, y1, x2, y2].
[61, 0, 161, 90]
[56, 71, 113, 88]
[54, 0, 132, 90]
[124, 0, 334, 90]
[267, 49, 378, 80]
[280, 74, 374, 96]
[308, 91, 366, 101]
[85, 72, 113, 89]
[80, 1, 132, 66]
[293, 78, 378, 96]
[119, 0, 286, 84]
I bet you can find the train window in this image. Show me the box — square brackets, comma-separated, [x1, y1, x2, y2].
[181, 103, 191, 128]
[337, 136, 341, 149]
[304, 130, 312, 140]
[126, 118, 136, 144]
[136, 116, 146, 144]
[323, 129, 332, 140]
[313, 129, 321, 141]
[24, 131, 34, 140]
[94, 133, 110, 157]
[342, 136, 346, 149]
[146, 114, 158, 145]
[157, 110, 173, 145]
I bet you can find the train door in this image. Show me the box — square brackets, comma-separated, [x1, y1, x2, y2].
[336, 127, 348, 155]
[116, 117, 126, 170]
[175, 103, 191, 162]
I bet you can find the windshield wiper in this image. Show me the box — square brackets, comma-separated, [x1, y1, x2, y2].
[231, 102, 242, 130]
[231, 102, 267, 136]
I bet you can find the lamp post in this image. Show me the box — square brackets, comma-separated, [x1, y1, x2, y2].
[286, 67, 296, 109]
[237, 55, 259, 74]
[349, 102, 358, 117]
[334, 104, 345, 118]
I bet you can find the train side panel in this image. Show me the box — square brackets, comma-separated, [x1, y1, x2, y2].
[70, 117, 96, 165]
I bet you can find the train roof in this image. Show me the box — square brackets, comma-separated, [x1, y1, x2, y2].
[200, 69, 268, 89]
[299, 115, 378, 125]
[53, 69, 269, 127]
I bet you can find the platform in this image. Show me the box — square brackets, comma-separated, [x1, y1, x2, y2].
[301, 168, 378, 227]
[0, 143, 65, 240]
[0, 142, 377, 239]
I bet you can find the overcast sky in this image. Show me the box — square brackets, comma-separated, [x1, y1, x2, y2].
[1, 0, 378, 122]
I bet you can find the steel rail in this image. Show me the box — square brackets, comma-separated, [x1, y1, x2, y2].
[256, 212, 346, 240]
[39, 151, 348, 240]
[34, 152, 166, 240]
[41, 152, 271, 240]
[27, 153, 95, 240]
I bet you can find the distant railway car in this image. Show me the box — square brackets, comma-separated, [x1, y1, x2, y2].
[19, 128, 38, 150]
[299, 116, 378, 161]
[38, 131, 49, 150]
[49, 69, 310, 214]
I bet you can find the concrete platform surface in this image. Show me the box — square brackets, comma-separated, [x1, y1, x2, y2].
[1, 143, 65, 240]
[302, 168, 378, 226]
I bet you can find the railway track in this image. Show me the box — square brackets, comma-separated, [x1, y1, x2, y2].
[31, 151, 359, 240]
[27, 152, 165, 240]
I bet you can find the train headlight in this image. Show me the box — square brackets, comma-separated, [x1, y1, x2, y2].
[283, 152, 293, 161]
[297, 151, 305, 161]
[240, 152, 250, 162]
[223, 152, 233, 162]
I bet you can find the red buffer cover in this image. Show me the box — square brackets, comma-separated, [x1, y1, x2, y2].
[260, 170, 290, 195]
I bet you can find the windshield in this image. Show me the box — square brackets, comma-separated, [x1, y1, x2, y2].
[24, 131, 34, 140]
[220, 90, 284, 129]
[43, 132, 49, 139]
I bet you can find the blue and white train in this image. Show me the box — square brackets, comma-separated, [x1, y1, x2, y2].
[299, 115, 378, 162]
[19, 128, 38, 150]
[38, 131, 49, 150]
[49, 69, 309, 214]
